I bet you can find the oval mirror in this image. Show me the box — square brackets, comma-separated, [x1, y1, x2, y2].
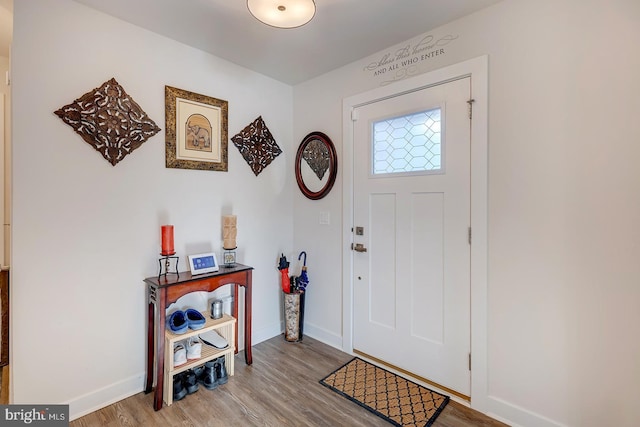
[295, 132, 338, 200]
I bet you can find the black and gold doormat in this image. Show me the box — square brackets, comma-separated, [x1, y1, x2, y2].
[320, 357, 449, 427]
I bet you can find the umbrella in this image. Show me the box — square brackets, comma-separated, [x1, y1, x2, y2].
[278, 253, 290, 293]
[296, 251, 309, 291]
[296, 251, 309, 338]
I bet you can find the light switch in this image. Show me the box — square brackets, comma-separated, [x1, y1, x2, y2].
[319, 211, 330, 225]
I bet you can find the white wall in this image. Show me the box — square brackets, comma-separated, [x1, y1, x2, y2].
[294, 1, 640, 426]
[10, 0, 640, 425]
[11, 0, 294, 419]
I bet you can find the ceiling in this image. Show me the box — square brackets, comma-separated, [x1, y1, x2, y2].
[2, 1, 502, 84]
[71, 0, 501, 85]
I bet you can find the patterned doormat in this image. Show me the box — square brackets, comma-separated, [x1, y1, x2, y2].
[320, 357, 449, 427]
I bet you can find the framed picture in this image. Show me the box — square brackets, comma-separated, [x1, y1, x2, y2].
[188, 252, 220, 275]
[165, 86, 228, 171]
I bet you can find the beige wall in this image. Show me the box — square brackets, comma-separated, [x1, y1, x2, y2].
[293, 1, 640, 426]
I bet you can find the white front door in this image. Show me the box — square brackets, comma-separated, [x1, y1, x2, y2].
[352, 76, 471, 396]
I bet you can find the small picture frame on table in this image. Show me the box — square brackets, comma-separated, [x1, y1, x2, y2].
[188, 252, 219, 275]
[223, 250, 236, 267]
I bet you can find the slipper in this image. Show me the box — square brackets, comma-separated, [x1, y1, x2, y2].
[167, 310, 188, 334]
[185, 308, 206, 330]
[199, 330, 229, 349]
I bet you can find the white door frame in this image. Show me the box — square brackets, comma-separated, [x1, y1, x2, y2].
[341, 56, 488, 410]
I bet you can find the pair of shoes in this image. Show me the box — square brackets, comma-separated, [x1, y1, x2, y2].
[173, 369, 199, 401]
[194, 356, 228, 390]
[173, 337, 203, 367]
[167, 309, 206, 334]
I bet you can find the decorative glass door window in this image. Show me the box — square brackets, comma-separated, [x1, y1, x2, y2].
[372, 107, 442, 175]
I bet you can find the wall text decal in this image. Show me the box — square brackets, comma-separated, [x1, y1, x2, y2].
[363, 34, 459, 86]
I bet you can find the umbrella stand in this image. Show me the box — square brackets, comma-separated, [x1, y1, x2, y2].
[283, 290, 303, 342]
[279, 252, 309, 342]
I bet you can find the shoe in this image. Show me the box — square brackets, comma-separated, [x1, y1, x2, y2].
[199, 330, 229, 349]
[186, 336, 202, 360]
[215, 356, 228, 385]
[185, 309, 206, 330]
[173, 373, 188, 401]
[183, 369, 199, 394]
[198, 360, 219, 390]
[167, 310, 188, 334]
[173, 342, 187, 367]
[193, 364, 205, 380]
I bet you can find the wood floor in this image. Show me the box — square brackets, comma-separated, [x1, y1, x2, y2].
[0, 365, 8, 404]
[71, 336, 508, 427]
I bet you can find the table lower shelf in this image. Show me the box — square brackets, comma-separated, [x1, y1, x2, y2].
[163, 313, 236, 406]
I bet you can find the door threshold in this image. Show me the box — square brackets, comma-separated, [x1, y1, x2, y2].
[353, 349, 470, 402]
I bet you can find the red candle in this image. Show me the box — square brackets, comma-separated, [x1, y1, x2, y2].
[161, 225, 174, 255]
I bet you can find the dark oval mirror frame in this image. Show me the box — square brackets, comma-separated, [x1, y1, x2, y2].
[295, 131, 338, 200]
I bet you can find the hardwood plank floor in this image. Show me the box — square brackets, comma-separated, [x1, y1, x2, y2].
[71, 336, 508, 426]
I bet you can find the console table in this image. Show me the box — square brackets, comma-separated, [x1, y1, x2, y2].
[144, 264, 253, 410]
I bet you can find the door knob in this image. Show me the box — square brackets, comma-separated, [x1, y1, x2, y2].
[352, 243, 367, 252]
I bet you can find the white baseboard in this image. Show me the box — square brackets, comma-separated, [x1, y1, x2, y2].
[250, 320, 282, 346]
[302, 322, 343, 350]
[66, 373, 144, 421]
[65, 322, 340, 422]
[487, 395, 567, 427]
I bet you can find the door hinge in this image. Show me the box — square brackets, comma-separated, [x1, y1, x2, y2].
[467, 99, 475, 119]
[468, 227, 472, 245]
[351, 109, 358, 121]
[468, 353, 472, 371]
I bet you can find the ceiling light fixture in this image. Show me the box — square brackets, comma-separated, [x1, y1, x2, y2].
[247, 0, 316, 29]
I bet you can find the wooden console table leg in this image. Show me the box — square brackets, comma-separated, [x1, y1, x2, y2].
[233, 284, 239, 355]
[144, 298, 154, 393]
[245, 270, 253, 365]
[153, 292, 167, 411]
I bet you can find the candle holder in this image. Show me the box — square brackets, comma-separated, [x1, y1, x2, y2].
[222, 248, 237, 268]
[158, 253, 179, 279]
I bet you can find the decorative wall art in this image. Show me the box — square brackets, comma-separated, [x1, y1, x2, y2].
[231, 116, 282, 176]
[54, 78, 161, 166]
[295, 131, 338, 200]
[165, 86, 228, 171]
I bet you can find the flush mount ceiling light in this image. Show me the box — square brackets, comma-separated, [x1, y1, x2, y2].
[247, 0, 316, 29]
